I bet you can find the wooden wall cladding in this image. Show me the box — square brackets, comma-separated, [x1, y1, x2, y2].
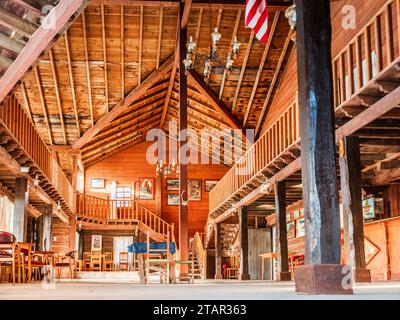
[51, 217, 70, 254]
[84, 142, 229, 238]
[81, 230, 142, 253]
[263, 0, 391, 133]
[384, 184, 400, 218]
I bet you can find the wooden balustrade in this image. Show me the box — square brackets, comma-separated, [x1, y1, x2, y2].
[194, 231, 207, 279]
[76, 193, 174, 241]
[209, 98, 300, 214]
[0, 95, 74, 212]
[333, 0, 400, 108]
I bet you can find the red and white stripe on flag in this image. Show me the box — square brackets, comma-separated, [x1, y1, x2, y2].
[245, 0, 269, 44]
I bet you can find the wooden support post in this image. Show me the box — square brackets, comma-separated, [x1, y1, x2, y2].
[275, 181, 291, 281]
[69, 216, 76, 252]
[13, 177, 28, 242]
[238, 206, 250, 280]
[294, 0, 352, 295]
[156, 173, 162, 216]
[178, 0, 189, 278]
[339, 136, 371, 283]
[37, 204, 52, 251]
[214, 222, 222, 279]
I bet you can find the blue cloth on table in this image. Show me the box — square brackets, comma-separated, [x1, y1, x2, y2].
[127, 242, 176, 254]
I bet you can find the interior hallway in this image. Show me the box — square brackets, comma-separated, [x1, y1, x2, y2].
[1, 281, 400, 300]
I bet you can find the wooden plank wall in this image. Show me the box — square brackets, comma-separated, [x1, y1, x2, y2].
[84, 141, 229, 238]
[384, 184, 400, 218]
[248, 228, 272, 280]
[262, 0, 390, 132]
[81, 230, 142, 253]
[51, 217, 70, 254]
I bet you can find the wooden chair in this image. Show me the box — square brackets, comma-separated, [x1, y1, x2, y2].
[90, 250, 102, 271]
[83, 252, 91, 271]
[0, 232, 16, 285]
[103, 252, 114, 271]
[54, 252, 75, 281]
[225, 255, 239, 279]
[16, 242, 33, 283]
[119, 252, 129, 271]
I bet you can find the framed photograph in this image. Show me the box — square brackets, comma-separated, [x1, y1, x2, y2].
[296, 218, 305, 238]
[188, 179, 201, 201]
[91, 178, 105, 189]
[91, 235, 102, 251]
[166, 179, 179, 191]
[286, 213, 292, 221]
[138, 178, 154, 200]
[205, 180, 218, 192]
[167, 194, 179, 206]
[293, 210, 300, 219]
[287, 221, 296, 239]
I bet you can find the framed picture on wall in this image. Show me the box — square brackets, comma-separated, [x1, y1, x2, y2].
[205, 180, 218, 192]
[287, 221, 296, 239]
[166, 179, 179, 191]
[91, 235, 102, 251]
[188, 179, 201, 201]
[91, 178, 105, 189]
[138, 178, 154, 200]
[296, 218, 305, 238]
[167, 194, 179, 206]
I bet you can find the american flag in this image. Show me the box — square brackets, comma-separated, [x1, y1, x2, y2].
[245, 0, 269, 44]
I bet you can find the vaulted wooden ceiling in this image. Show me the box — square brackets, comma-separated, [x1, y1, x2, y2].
[9, 0, 294, 174]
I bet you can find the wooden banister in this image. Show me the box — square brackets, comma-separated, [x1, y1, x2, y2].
[194, 231, 206, 279]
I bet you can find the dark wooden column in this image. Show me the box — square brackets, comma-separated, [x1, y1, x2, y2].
[214, 222, 222, 279]
[238, 206, 250, 280]
[37, 204, 52, 251]
[295, 0, 352, 294]
[13, 177, 28, 242]
[339, 136, 371, 282]
[69, 216, 76, 252]
[275, 181, 291, 281]
[178, 0, 189, 276]
[156, 173, 162, 216]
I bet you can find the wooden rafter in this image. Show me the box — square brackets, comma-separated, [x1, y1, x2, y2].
[21, 82, 32, 121]
[138, 5, 144, 85]
[34, 66, 53, 145]
[242, 11, 280, 126]
[231, 31, 254, 112]
[101, 5, 110, 112]
[72, 54, 174, 150]
[0, 0, 88, 103]
[191, 8, 203, 65]
[256, 28, 293, 136]
[82, 9, 94, 126]
[64, 30, 81, 137]
[0, 6, 37, 37]
[0, 32, 24, 54]
[49, 49, 67, 145]
[121, 5, 125, 97]
[156, 7, 163, 68]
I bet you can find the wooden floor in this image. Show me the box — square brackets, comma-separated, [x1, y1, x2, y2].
[1, 281, 400, 300]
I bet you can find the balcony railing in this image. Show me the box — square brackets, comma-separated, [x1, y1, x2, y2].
[0, 95, 74, 212]
[76, 193, 175, 242]
[209, 98, 300, 215]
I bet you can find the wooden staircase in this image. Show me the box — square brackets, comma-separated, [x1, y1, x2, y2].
[76, 193, 175, 243]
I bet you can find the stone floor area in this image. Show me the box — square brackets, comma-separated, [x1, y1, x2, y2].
[0, 280, 400, 300]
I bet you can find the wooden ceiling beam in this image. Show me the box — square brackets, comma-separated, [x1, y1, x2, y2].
[0, 0, 88, 103]
[156, 7, 163, 69]
[243, 11, 280, 126]
[48, 145, 81, 155]
[0, 32, 24, 54]
[72, 54, 174, 150]
[187, 69, 242, 130]
[82, 10, 94, 126]
[0, 6, 38, 37]
[49, 48, 67, 145]
[257, 28, 294, 136]
[101, 5, 110, 112]
[138, 5, 143, 85]
[121, 5, 125, 98]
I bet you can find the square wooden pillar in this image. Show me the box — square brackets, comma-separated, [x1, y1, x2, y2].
[13, 177, 29, 242]
[275, 181, 291, 281]
[238, 206, 250, 280]
[36, 204, 52, 251]
[294, 0, 353, 294]
[214, 223, 222, 279]
[339, 136, 371, 283]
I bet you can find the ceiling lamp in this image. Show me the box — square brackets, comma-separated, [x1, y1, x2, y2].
[285, 4, 297, 42]
[33, 173, 40, 187]
[156, 159, 179, 177]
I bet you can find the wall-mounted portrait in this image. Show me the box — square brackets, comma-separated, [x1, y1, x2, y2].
[91, 235, 102, 251]
[138, 178, 154, 200]
[166, 179, 179, 191]
[167, 194, 179, 206]
[205, 180, 218, 192]
[287, 221, 296, 239]
[296, 218, 305, 238]
[188, 179, 201, 201]
[91, 178, 105, 189]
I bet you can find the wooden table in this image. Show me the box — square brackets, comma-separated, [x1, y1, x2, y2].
[260, 252, 295, 280]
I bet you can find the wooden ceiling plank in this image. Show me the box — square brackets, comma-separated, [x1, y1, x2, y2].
[187, 69, 242, 129]
[0, 56, 13, 72]
[101, 5, 110, 112]
[191, 8, 203, 65]
[34, 66, 53, 145]
[72, 54, 174, 150]
[0, 6, 37, 37]
[21, 81, 33, 121]
[49, 48, 67, 145]
[64, 30, 81, 137]
[121, 5, 125, 98]
[219, 9, 241, 99]
[231, 30, 254, 112]
[256, 29, 293, 136]
[138, 5, 143, 85]
[0, 32, 24, 54]
[0, 0, 88, 103]
[156, 7, 163, 69]
[82, 9, 94, 127]
[243, 11, 280, 127]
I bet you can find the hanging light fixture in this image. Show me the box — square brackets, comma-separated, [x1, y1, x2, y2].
[156, 158, 179, 177]
[56, 201, 61, 211]
[285, 4, 297, 42]
[33, 173, 40, 187]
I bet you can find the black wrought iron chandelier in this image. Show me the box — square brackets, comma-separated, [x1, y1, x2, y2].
[183, 0, 241, 82]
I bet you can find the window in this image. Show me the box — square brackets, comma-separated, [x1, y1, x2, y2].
[116, 186, 132, 207]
